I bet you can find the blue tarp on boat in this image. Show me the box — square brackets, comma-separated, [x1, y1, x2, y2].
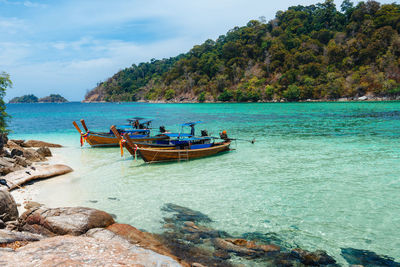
[163, 133, 192, 137]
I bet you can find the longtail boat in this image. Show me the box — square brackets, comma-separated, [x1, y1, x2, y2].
[111, 124, 231, 163]
[73, 119, 168, 147]
[137, 141, 231, 163]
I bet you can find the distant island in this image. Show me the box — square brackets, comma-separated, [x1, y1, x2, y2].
[9, 94, 68, 103]
[84, 0, 400, 103]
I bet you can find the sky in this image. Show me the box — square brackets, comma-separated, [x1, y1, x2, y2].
[0, 0, 395, 101]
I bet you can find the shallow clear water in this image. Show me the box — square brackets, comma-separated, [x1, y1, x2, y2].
[6, 102, 400, 264]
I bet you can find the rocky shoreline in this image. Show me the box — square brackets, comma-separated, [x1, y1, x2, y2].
[83, 94, 400, 104]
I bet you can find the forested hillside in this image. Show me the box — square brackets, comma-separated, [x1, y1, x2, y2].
[85, 0, 400, 102]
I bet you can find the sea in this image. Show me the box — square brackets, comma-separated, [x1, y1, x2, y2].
[6, 102, 400, 265]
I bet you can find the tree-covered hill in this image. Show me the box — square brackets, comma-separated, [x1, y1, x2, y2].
[9, 94, 39, 103]
[39, 94, 68, 103]
[85, 0, 400, 102]
[9, 94, 68, 103]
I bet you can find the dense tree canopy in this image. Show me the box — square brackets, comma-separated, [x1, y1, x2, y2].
[0, 72, 12, 132]
[9, 94, 39, 103]
[86, 0, 400, 102]
[9, 94, 68, 103]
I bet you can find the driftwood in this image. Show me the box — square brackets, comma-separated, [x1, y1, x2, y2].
[2, 164, 73, 191]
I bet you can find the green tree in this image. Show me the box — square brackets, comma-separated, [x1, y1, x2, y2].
[283, 85, 301, 101]
[164, 89, 175, 100]
[0, 72, 12, 132]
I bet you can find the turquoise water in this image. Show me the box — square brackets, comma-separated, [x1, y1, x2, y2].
[6, 102, 400, 264]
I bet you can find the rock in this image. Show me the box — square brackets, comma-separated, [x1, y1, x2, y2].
[341, 247, 400, 266]
[23, 201, 42, 210]
[10, 148, 24, 158]
[85, 228, 134, 247]
[213, 249, 231, 260]
[0, 166, 18, 176]
[22, 140, 62, 148]
[6, 140, 23, 150]
[291, 248, 336, 265]
[2, 149, 11, 158]
[358, 96, 368, 101]
[19, 206, 115, 236]
[212, 238, 257, 256]
[23, 148, 45, 162]
[9, 140, 25, 146]
[0, 219, 5, 229]
[182, 221, 223, 238]
[259, 244, 281, 253]
[0, 157, 14, 168]
[213, 238, 280, 256]
[162, 203, 212, 223]
[0, 235, 183, 266]
[0, 229, 44, 244]
[107, 223, 180, 262]
[35, 147, 52, 157]
[13, 156, 29, 167]
[0, 190, 19, 222]
[5, 220, 19, 231]
[3, 164, 73, 190]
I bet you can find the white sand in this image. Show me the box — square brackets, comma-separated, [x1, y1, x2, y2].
[10, 148, 70, 215]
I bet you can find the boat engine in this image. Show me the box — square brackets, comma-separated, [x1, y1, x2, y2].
[201, 130, 208, 136]
[159, 126, 166, 133]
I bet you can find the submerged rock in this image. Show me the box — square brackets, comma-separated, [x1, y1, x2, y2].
[0, 190, 19, 222]
[19, 206, 115, 236]
[162, 203, 212, 223]
[291, 248, 336, 265]
[182, 221, 228, 239]
[158, 203, 339, 266]
[213, 238, 258, 256]
[341, 248, 400, 267]
[241, 231, 292, 249]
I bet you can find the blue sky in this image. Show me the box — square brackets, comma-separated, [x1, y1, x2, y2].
[0, 0, 394, 101]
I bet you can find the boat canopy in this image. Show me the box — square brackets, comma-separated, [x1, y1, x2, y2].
[179, 137, 211, 141]
[127, 117, 145, 122]
[115, 125, 149, 132]
[180, 121, 203, 127]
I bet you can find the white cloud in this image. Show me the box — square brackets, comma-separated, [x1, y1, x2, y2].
[23, 1, 47, 8]
[4, 36, 196, 101]
[0, 17, 29, 35]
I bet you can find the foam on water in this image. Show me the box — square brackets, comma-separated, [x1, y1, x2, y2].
[7, 102, 400, 264]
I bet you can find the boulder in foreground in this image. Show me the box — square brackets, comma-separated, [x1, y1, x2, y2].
[0, 235, 182, 266]
[19, 206, 115, 236]
[0, 190, 18, 222]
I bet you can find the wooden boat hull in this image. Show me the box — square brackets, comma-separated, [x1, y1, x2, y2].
[137, 141, 231, 163]
[84, 133, 168, 147]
